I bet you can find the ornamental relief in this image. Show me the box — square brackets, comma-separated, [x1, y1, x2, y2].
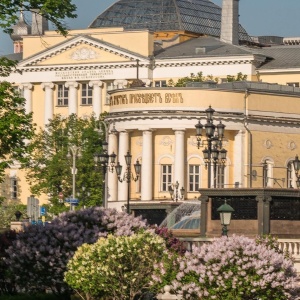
[263, 139, 273, 149]
[287, 141, 297, 150]
[160, 136, 173, 146]
[70, 47, 99, 60]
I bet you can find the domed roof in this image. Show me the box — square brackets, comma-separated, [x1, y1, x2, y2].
[89, 0, 250, 42]
[11, 12, 31, 41]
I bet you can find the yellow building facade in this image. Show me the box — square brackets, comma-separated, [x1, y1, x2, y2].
[2, 17, 300, 213]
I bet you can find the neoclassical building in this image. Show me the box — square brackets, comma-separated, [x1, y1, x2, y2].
[2, 0, 300, 226]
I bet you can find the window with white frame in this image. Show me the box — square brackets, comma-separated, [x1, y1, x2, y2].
[81, 83, 93, 105]
[154, 80, 167, 87]
[189, 165, 200, 192]
[217, 165, 225, 188]
[10, 177, 18, 199]
[57, 84, 69, 106]
[161, 164, 172, 191]
[287, 161, 293, 188]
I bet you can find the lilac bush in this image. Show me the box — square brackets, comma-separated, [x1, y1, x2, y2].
[5, 207, 146, 298]
[152, 235, 300, 300]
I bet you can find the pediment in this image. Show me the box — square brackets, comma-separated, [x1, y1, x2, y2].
[18, 35, 148, 67]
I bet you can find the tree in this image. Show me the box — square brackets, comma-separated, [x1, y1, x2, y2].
[0, 81, 34, 181]
[5, 208, 147, 299]
[24, 114, 107, 214]
[0, 0, 77, 36]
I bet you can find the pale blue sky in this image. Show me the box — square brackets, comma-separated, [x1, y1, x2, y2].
[1, 0, 300, 55]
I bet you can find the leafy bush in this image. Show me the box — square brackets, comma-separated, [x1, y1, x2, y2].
[5, 208, 147, 299]
[65, 231, 166, 300]
[152, 235, 300, 300]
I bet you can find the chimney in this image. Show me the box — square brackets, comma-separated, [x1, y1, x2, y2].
[220, 0, 239, 45]
[31, 9, 49, 36]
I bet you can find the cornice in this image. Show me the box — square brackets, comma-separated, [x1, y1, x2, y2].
[18, 62, 151, 72]
[106, 110, 300, 127]
[155, 59, 253, 68]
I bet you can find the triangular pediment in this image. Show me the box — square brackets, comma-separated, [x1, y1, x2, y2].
[18, 35, 148, 67]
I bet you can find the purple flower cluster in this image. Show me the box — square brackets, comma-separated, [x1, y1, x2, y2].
[157, 235, 300, 299]
[5, 207, 147, 296]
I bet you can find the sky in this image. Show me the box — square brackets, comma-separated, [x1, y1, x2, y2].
[1, 0, 300, 55]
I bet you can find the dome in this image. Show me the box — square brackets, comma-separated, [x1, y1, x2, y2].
[11, 12, 31, 41]
[89, 0, 251, 42]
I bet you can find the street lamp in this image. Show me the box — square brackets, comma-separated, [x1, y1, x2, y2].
[195, 106, 227, 188]
[115, 151, 141, 214]
[217, 200, 234, 236]
[168, 181, 185, 202]
[292, 155, 300, 188]
[67, 145, 81, 211]
[94, 140, 117, 207]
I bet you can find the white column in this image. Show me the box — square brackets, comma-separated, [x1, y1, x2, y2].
[117, 131, 129, 203]
[41, 82, 54, 125]
[19, 83, 33, 114]
[234, 130, 245, 187]
[89, 80, 103, 117]
[174, 130, 185, 189]
[65, 81, 78, 115]
[107, 130, 118, 203]
[141, 130, 153, 201]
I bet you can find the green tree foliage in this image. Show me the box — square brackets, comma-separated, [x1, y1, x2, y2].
[0, 81, 34, 181]
[0, 201, 27, 229]
[24, 114, 106, 214]
[227, 72, 248, 82]
[0, 0, 77, 36]
[169, 71, 247, 87]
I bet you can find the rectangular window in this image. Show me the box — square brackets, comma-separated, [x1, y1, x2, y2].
[161, 164, 172, 191]
[189, 165, 200, 191]
[81, 83, 93, 105]
[11, 178, 18, 199]
[154, 80, 167, 87]
[57, 84, 69, 106]
[217, 165, 225, 188]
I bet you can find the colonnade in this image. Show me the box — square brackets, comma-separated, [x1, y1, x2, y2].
[19, 79, 128, 124]
[106, 128, 245, 203]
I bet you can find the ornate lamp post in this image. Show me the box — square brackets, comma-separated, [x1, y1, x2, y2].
[292, 155, 300, 188]
[94, 140, 117, 208]
[168, 181, 185, 202]
[115, 151, 141, 214]
[67, 145, 82, 211]
[217, 200, 234, 236]
[195, 106, 227, 188]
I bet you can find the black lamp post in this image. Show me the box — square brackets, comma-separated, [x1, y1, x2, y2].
[217, 200, 234, 236]
[195, 106, 227, 188]
[293, 155, 300, 188]
[94, 140, 117, 208]
[168, 181, 185, 202]
[115, 151, 141, 214]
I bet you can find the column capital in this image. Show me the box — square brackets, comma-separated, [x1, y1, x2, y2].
[173, 129, 186, 134]
[89, 80, 103, 88]
[19, 83, 33, 90]
[143, 129, 154, 136]
[41, 82, 54, 90]
[65, 81, 79, 89]
[113, 79, 128, 89]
